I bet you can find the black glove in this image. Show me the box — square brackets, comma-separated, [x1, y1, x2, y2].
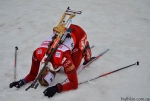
[9, 79, 25, 88]
[43, 83, 62, 98]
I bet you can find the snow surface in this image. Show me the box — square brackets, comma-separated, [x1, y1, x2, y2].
[0, 0, 150, 101]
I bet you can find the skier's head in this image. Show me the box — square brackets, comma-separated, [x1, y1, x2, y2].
[39, 62, 60, 86]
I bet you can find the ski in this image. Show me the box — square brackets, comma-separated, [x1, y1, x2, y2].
[61, 48, 109, 84]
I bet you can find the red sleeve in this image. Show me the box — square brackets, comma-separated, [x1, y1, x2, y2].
[24, 51, 40, 83]
[62, 69, 78, 91]
[61, 51, 78, 91]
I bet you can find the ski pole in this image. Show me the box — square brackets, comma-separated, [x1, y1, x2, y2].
[14, 46, 18, 81]
[78, 61, 139, 85]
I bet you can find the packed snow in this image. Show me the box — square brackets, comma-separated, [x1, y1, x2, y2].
[0, 0, 150, 101]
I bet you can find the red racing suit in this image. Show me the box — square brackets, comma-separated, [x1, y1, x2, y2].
[23, 24, 92, 91]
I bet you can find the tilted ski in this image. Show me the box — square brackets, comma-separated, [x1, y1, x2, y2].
[61, 48, 109, 84]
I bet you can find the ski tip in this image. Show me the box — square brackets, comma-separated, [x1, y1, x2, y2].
[136, 61, 139, 65]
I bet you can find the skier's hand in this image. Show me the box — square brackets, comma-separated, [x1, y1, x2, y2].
[43, 83, 62, 98]
[9, 79, 25, 88]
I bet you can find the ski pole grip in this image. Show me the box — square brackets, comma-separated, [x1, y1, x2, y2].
[15, 46, 18, 50]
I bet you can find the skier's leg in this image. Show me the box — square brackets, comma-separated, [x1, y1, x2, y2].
[71, 45, 83, 70]
[83, 41, 92, 65]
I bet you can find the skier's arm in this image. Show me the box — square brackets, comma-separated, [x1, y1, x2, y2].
[62, 68, 78, 91]
[24, 35, 54, 83]
[43, 50, 78, 97]
[61, 52, 78, 91]
[9, 51, 41, 88]
[24, 51, 40, 83]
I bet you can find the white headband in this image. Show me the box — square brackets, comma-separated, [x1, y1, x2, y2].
[44, 71, 55, 85]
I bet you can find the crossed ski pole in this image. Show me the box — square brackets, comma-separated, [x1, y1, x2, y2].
[78, 61, 139, 85]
